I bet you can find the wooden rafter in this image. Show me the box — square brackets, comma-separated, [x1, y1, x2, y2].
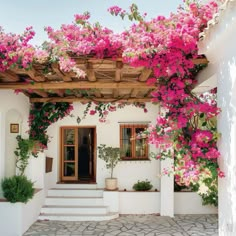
[0, 71, 19, 82]
[0, 56, 209, 103]
[11, 68, 45, 82]
[0, 81, 155, 90]
[86, 62, 96, 81]
[131, 89, 140, 98]
[113, 89, 119, 98]
[192, 58, 209, 65]
[54, 89, 65, 97]
[30, 97, 152, 103]
[115, 61, 123, 82]
[138, 68, 152, 82]
[32, 90, 48, 98]
[93, 90, 102, 98]
[51, 63, 72, 82]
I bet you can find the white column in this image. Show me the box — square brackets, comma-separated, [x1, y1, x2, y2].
[218, 69, 236, 235]
[160, 157, 174, 217]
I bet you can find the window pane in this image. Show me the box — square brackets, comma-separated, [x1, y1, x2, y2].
[64, 146, 75, 160]
[121, 128, 132, 158]
[64, 129, 75, 145]
[122, 128, 131, 139]
[135, 127, 146, 157]
[135, 138, 147, 157]
[64, 163, 75, 176]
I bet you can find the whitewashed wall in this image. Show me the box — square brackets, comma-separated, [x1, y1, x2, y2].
[0, 90, 30, 197]
[46, 102, 160, 190]
[0, 190, 44, 236]
[174, 192, 217, 214]
[198, 2, 236, 235]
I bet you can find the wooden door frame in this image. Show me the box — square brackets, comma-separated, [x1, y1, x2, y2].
[60, 126, 97, 182]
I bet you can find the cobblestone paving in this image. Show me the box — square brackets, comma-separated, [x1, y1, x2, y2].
[24, 214, 218, 236]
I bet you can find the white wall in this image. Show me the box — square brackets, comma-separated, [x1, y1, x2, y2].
[0, 190, 44, 236]
[46, 102, 160, 190]
[174, 192, 218, 214]
[25, 152, 46, 189]
[0, 112, 4, 197]
[5, 109, 23, 178]
[119, 191, 160, 214]
[198, 3, 236, 234]
[0, 90, 30, 197]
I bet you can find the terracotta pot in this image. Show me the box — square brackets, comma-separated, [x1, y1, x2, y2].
[105, 178, 118, 190]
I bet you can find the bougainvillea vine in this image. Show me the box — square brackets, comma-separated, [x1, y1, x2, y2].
[0, 0, 224, 206]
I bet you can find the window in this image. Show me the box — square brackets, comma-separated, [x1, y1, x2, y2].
[120, 124, 148, 160]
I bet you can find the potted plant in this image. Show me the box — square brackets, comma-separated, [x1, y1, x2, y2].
[97, 144, 120, 190]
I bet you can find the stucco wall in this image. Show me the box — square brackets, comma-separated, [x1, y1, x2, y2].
[46, 102, 161, 190]
[0, 90, 30, 197]
[0, 189, 44, 236]
[198, 3, 236, 234]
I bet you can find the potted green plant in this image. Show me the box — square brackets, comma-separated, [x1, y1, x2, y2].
[97, 144, 120, 190]
[133, 179, 153, 191]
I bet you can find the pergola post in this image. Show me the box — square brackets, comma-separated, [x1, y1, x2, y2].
[160, 157, 174, 217]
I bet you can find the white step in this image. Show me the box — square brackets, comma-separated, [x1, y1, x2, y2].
[38, 212, 119, 221]
[41, 205, 108, 214]
[45, 196, 104, 206]
[54, 184, 98, 189]
[48, 189, 103, 197]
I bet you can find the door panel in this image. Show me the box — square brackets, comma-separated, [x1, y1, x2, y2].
[61, 128, 78, 181]
[61, 127, 96, 182]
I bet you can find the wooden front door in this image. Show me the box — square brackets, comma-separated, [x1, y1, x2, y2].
[60, 126, 96, 182]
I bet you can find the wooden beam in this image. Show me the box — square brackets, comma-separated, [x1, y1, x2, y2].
[11, 68, 45, 82]
[130, 89, 140, 98]
[113, 89, 119, 98]
[192, 58, 209, 65]
[86, 62, 96, 81]
[138, 68, 152, 82]
[54, 89, 65, 97]
[0, 81, 156, 90]
[51, 63, 72, 82]
[30, 97, 152, 103]
[93, 90, 102, 98]
[0, 71, 19, 82]
[32, 90, 48, 98]
[115, 61, 123, 82]
[26, 68, 45, 82]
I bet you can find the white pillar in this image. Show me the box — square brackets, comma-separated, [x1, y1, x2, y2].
[218, 70, 236, 235]
[160, 157, 174, 217]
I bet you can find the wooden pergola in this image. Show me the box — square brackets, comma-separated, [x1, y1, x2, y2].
[0, 57, 208, 103]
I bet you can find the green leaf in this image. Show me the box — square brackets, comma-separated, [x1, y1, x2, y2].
[200, 113, 204, 118]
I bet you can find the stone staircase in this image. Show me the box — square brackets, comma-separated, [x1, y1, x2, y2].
[38, 184, 119, 221]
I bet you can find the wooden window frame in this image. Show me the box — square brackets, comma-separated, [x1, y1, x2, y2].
[120, 124, 149, 160]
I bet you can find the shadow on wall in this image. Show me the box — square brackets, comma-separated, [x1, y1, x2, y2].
[5, 109, 23, 178]
[218, 56, 236, 232]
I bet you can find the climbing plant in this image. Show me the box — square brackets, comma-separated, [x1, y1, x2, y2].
[28, 102, 73, 148]
[0, 0, 224, 206]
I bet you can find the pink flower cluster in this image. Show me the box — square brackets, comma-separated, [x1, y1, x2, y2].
[1, 0, 223, 204]
[0, 26, 35, 71]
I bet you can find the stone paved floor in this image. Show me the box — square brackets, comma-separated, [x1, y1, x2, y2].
[24, 214, 218, 236]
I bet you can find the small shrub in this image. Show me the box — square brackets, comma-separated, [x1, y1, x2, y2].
[1, 175, 34, 203]
[133, 179, 153, 191]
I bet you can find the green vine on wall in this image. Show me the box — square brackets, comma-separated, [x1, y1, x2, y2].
[28, 102, 74, 148]
[14, 135, 38, 175]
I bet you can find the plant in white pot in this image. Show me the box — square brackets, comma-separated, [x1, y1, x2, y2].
[97, 144, 120, 190]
